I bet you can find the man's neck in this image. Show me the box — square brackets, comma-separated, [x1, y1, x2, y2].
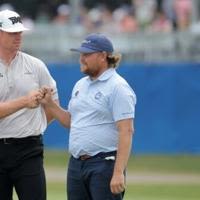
[0, 49, 17, 66]
[91, 65, 109, 80]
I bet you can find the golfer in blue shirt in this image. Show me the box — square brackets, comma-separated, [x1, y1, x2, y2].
[40, 33, 136, 200]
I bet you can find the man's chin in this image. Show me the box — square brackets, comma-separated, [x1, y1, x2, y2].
[80, 65, 87, 73]
[13, 46, 20, 52]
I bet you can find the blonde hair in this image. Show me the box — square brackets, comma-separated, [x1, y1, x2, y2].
[107, 53, 122, 68]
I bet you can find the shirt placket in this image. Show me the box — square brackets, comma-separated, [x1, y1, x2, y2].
[5, 66, 14, 91]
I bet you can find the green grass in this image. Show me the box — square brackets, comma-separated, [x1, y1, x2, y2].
[125, 184, 200, 200]
[13, 149, 200, 200]
[43, 148, 68, 169]
[44, 149, 200, 173]
[127, 154, 200, 173]
[45, 182, 200, 200]
[47, 182, 66, 200]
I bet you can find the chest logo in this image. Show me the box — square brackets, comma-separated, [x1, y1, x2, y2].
[24, 71, 32, 75]
[95, 92, 102, 100]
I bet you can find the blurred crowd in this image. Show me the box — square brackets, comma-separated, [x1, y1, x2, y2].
[0, 0, 194, 33]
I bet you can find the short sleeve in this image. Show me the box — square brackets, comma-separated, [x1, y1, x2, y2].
[37, 61, 58, 100]
[111, 83, 136, 121]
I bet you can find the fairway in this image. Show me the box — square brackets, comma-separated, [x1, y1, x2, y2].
[14, 149, 200, 200]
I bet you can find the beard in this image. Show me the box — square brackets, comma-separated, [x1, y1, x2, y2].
[80, 64, 100, 78]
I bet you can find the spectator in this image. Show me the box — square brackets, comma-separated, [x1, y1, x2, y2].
[113, 6, 139, 33]
[53, 4, 71, 25]
[149, 9, 172, 32]
[133, 0, 156, 30]
[174, 0, 192, 31]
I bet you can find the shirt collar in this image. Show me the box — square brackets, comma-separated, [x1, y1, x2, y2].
[0, 51, 20, 66]
[87, 68, 116, 83]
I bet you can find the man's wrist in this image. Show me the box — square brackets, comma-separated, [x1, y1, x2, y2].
[19, 95, 29, 108]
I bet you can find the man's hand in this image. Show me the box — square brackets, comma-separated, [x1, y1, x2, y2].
[24, 90, 45, 109]
[38, 86, 54, 106]
[110, 172, 125, 194]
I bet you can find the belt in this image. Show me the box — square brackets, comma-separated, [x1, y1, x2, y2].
[78, 151, 116, 161]
[0, 135, 42, 145]
[79, 155, 91, 160]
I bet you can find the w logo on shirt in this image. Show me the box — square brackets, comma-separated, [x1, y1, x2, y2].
[95, 92, 102, 100]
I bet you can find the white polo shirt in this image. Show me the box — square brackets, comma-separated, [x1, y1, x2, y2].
[0, 51, 58, 138]
[68, 68, 136, 158]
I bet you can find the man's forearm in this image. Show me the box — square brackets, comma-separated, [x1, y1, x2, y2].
[0, 90, 43, 119]
[46, 101, 71, 128]
[113, 130, 133, 174]
[110, 122, 133, 194]
[43, 99, 59, 124]
[0, 96, 27, 119]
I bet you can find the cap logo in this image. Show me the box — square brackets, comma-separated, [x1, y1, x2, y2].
[82, 40, 91, 44]
[8, 16, 22, 25]
[70, 34, 113, 53]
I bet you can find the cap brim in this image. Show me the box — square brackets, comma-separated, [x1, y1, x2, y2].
[0, 27, 29, 33]
[70, 47, 98, 53]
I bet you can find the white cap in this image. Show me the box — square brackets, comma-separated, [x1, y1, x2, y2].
[0, 10, 29, 32]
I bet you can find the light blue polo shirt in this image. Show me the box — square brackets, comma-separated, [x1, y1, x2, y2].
[68, 68, 136, 158]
